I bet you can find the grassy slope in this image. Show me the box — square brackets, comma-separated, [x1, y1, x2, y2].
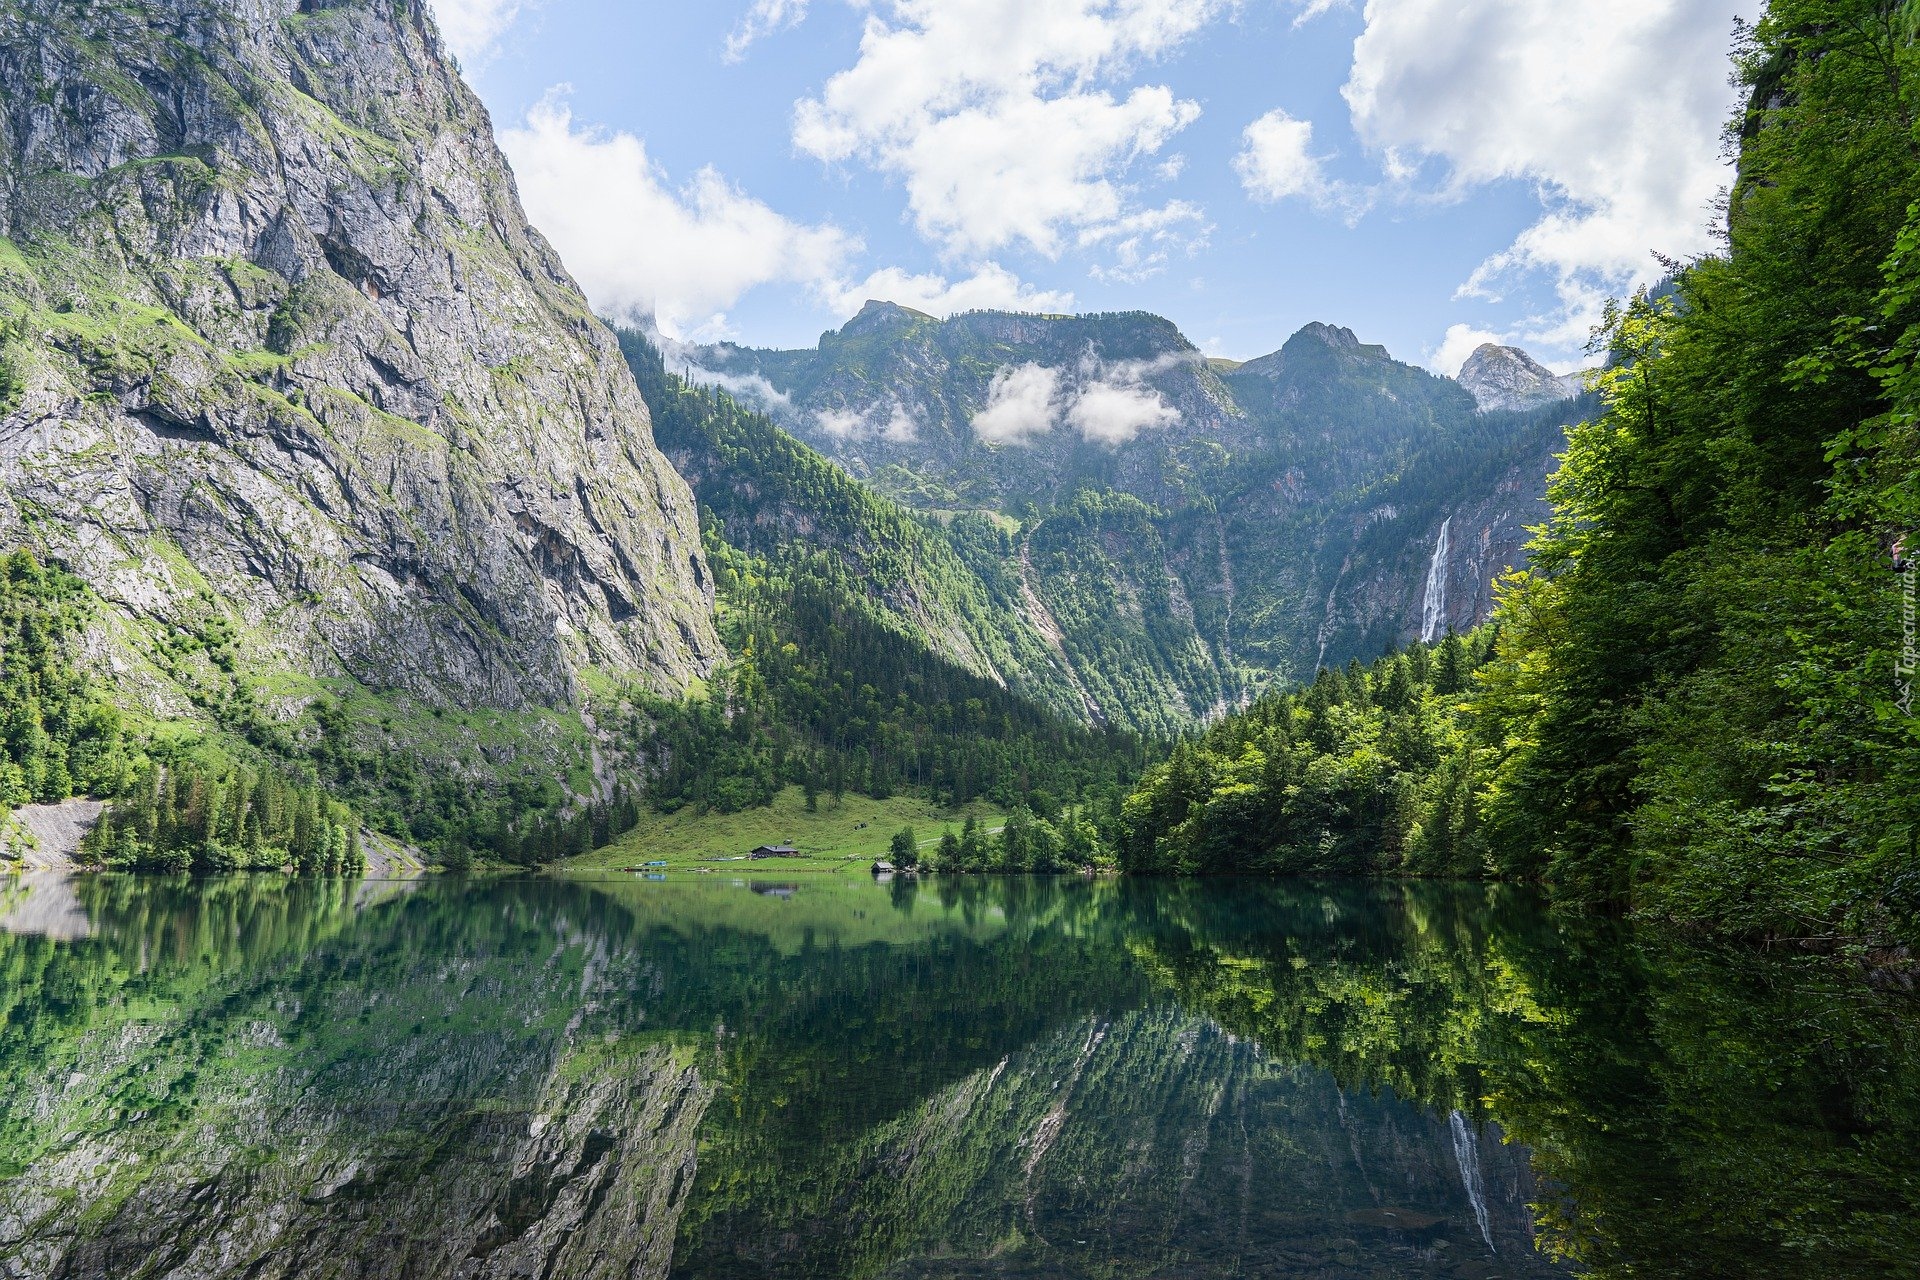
[564, 786, 1007, 873]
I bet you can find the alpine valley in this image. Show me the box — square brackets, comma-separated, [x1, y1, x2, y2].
[3, 3, 1920, 1278]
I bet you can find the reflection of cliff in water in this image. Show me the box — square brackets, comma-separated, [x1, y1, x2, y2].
[680, 1007, 1557, 1279]
[0, 873, 92, 941]
[0, 880, 714, 1279]
[0, 875, 1914, 1279]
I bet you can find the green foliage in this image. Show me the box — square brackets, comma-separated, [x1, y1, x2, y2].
[923, 804, 1107, 873]
[0, 549, 132, 808]
[1112, 2, 1920, 948]
[0, 549, 370, 876]
[888, 826, 918, 868]
[1114, 636, 1494, 876]
[631, 537, 1139, 816]
[1460, 0, 1920, 940]
[299, 693, 620, 868]
[84, 755, 362, 876]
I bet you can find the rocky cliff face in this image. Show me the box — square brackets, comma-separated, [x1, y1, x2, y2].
[1310, 416, 1570, 659]
[0, 0, 717, 719]
[1457, 343, 1584, 413]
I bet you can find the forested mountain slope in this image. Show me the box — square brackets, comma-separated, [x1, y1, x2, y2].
[613, 332, 1141, 814]
[618, 330, 1090, 724]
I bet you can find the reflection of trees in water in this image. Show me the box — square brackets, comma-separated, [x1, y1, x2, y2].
[0, 877, 1913, 1279]
[1129, 880, 1920, 1279]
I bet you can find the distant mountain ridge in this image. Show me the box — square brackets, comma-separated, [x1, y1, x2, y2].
[668, 304, 1594, 733]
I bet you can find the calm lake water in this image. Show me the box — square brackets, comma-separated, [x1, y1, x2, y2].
[0, 873, 1915, 1279]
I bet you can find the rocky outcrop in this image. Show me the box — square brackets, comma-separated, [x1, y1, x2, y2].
[0, 0, 717, 718]
[0, 799, 103, 871]
[1234, 320, 1391, 377]
[1457, 343, 1584, 413]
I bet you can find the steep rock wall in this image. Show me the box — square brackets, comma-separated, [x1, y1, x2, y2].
[0, 0, 717, 717]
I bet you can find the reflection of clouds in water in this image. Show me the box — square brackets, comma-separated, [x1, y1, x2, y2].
[0, 873, 92, 940]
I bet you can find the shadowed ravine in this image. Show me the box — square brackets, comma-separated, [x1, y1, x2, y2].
[0, 876, 1914, 1279]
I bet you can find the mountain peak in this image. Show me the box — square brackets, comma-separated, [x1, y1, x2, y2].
[1457, 344, 1584, 412]
[836, 299, 937, 340]
[1235, 322, 1391, 377]
[1293, 321, 1364, 352]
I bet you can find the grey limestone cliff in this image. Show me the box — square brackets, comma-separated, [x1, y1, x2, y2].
[0, 0, 718, 722]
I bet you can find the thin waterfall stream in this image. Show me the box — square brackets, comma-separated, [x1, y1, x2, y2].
[1450, 1109, 1495, 1252]
[1421, 518, 1453, 644]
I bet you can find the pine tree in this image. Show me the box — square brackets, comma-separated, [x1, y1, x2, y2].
[1434, 634, 1468, 695]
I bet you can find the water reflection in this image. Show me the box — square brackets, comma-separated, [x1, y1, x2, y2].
[0, 875, 1912, 1278]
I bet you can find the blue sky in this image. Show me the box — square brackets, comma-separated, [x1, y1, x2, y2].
[433, 0, 1756, 372]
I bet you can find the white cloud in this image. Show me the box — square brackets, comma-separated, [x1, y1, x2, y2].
[1234, 109, 1333, 205]
[973, 364, 1064, 445]
[1084, 199, 1212, 283]
[880, 402, 920, 441]
[429, 0, 523, 67]
[1067, 379, 1179, 444]
[816, 407, 868, 439]
[814, 399, 923, 442]
[707, 367, 794, 410]
[1342, 0, 1757, 351]
[1288, 0, 1349, 25]
[971, 349, 1188, 447]
[1426, 323, 1505, 378]
[499, 93, 860, 339]
[794, 0, 1221, 264]
[726, 0, 811, 62]
[834, 264, 1074, 318]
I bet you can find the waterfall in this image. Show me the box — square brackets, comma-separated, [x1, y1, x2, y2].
[1450, 1109, 1495, 1251]
[1420, 518, 1453, 644]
